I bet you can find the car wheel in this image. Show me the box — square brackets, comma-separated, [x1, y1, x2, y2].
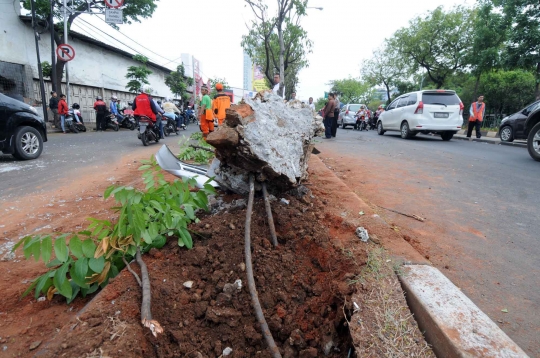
[400, 121, 413, 139]
[527, 121, 540, 161]
[341, 122, 346, 129]
[500, 126, 514, 142]
[441, 132, 454, 141]
[13, 126, 43, 160]
[377, 121, 385, 135]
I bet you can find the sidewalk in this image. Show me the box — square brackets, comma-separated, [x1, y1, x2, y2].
[429, 129, 527, 148]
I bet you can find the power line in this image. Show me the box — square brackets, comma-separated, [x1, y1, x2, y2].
[93, 15, 181, 66]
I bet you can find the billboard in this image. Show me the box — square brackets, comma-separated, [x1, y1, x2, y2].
[252, 64, 269, 91]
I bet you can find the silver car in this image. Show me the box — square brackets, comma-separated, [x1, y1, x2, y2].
[339, 104, 364, 129]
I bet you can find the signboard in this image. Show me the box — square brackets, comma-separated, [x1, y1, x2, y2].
[193, 57, 201, 99]
[105, 9, 123, 24]
[56, 44, 75, 62]
[252, 64, 269, 91]
[104, 0, 124, 8]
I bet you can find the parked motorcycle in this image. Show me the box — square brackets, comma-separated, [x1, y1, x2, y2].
[137, 116, 160, 146]
[119, 107, 136, 130]
[68, 104, 87, 132]
[63, 113, 79, 133]
[104, 113, 120, 131]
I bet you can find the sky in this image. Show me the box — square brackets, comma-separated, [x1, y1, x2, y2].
[72, 0, 471, 101]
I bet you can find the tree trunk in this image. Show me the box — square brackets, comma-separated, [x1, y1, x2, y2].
[384, 81, 391, 104]
[278, 24, 285, 98]
[55, 60, 65, 94]
[472, 74, 481, 102]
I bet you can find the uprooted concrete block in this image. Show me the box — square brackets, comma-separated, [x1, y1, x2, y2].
[207, 91, 324, 195]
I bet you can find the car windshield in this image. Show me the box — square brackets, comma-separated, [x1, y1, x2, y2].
[422, 93, 460, 106]
[348, 104, 361, 112]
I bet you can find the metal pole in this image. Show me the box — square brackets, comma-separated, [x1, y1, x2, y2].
[30, 0, 49, 123]
[50, 0, 57, 91]
[63, 0, 70, 104]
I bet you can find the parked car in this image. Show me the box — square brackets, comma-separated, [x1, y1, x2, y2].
[376, 90, 464, 141]
[498, 101, 540, 142]
[338, 103, 364, 129]
[0, 93, 47, 160]
[523, 102, 540, 161]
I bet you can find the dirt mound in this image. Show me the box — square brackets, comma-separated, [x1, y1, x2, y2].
[39, 195, 365, 357]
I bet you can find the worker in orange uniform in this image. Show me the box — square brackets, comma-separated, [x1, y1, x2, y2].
[467, 95, 485, 139]
[212, 83, 231, 126]
[198, 85, 213, 140]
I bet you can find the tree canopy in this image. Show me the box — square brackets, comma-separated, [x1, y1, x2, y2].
[165, 64, 194, 100]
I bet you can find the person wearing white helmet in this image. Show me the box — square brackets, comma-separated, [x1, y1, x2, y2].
[109, 95, 124, 125]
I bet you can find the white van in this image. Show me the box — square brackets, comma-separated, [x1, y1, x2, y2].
[377, 90, 464, 141]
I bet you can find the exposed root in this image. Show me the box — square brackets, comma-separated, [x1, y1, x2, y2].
[85, 348, 111, 358]
[245, 174, 281, 357]
[262, 182, 278, 247]
[189, 144, 214, 153]
[376, 205, 425, 222]
[107, 316, 128, 341]
[135, 247, 163, 337]
[122, 256, 142, 287]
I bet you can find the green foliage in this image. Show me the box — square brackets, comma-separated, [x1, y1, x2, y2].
[165, 64, 193, 100]
[390, 5, 474, 88]
[315, 97, 327, 111]
[41, 61, 52, 78]
[178, 134, 215, 164]
[125, 55, 153, 93]
[13, 155, 214, 303]
[361, 44, 405, 104]
[330, 78, 375, 104]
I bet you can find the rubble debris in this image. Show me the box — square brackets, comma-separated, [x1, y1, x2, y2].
[280, 198, 290, 205]
[356, 227, 369, 243]
[207, 91, 324, 195]
[183, 281, 194, 289]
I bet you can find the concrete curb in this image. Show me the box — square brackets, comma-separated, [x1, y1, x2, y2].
[500, 141, 528, 148]
[452, 135, 527, 148]
[399, 265, 529, 358]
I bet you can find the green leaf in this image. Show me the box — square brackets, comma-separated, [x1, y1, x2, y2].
[141, 230, 153, 244]
[12, 236, 31, 251]
[56, 275, 73, 299]
[29, 240, 41, 262]
[34, 273, 53, 299]
[78, 230, 92, 236]
[71, 258, 89, 288]
[89, 256, 105, 273]
[138, 165, 151, 170]
[41, 236, 52, 264]
[177, 237, 185, 247]
[69, 236, 84, 259]
[21, 277, 39, 299]
[46, 258, 62, 268]
[54, 237, 69, 263]
[152, 235, 167, 249]
[67, 283, 80, 304]
[184, 205, 195, 220]
[82, 239, 97, 258]
[104, 185, 116, 199]
[54, 262, 70, 290]
[179, 227, 193, 249]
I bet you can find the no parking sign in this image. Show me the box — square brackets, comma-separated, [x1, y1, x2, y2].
[104, 0, 124, 8]
[56, 44, 75, 62]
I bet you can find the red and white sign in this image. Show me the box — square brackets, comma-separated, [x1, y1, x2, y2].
[56, 44, 75, 62]
[105, 0, 124, 9]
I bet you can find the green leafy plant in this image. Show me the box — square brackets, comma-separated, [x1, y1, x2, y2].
[177, 133, 215, 164]
[13, 155, 215, 304]
[125, 55, 153, 93]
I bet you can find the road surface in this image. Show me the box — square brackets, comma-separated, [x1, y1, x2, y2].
[316, 128, 539, 356]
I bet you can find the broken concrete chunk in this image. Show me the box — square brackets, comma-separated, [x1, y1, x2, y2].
[356, 227, 369, 242]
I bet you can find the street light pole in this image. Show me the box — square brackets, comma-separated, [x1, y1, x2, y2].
[63, 0, 70, 104]
[30, 0, 49, 123]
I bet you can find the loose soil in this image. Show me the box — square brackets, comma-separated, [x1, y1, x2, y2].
[1, 150, 432, 357]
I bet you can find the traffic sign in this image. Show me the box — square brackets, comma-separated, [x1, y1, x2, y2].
[56, 44, 75, 62]
[104, 0, 124, 9]
[105, 9, 123, 24]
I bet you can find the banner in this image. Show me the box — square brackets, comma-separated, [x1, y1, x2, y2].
[193, 57, 201, 100]
[252, 64, 269, 91]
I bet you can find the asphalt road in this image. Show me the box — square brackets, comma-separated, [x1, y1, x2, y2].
[0, 125, 199, 203]
[316, 128, 539, 356]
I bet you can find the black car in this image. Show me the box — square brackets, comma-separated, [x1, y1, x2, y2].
[498, 100, 540, 143]
[0, 93, 47, 160]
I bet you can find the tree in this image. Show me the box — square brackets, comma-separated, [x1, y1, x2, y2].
[242, 0, 311, 98]
[492, 0, 540, 97]
[125, 55, 152, 93]
[390, 6, 474, 89]
[479, 70, 536, 117]
[330, 78, 373, 104]
[22, 0, 159, 93]
[165, 64, 194, 101]
[315, 97, 326, 111]
[361, 43, 405, 104]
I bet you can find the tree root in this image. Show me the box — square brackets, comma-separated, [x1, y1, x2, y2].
[262, 182, 278, 247]
[376, 205, 425, 222]
[122, 256, 142, 287]
[245, 174, 282, 357]
[135, 247, 163, 337]
[189, 144, 214, 153]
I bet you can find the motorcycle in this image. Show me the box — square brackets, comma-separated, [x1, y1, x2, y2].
[67, 108, 87, 132]
[354, 115, 368, 131]
[137, 116, 161, 146]
[119, 107, 136, 130]
[369, 116, 378, 130]
[163, 115, 180, 137]
[63, 113, 79, 133]
[104, 113, 120, 131]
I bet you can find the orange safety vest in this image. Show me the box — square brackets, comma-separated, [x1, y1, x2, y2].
[470, 102, 485, 122]
[212, 93, 231, 124]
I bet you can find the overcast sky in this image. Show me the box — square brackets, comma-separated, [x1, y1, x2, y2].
[73, 0, 471, 101]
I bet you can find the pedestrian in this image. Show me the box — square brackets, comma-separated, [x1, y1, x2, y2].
[212, 83, 231, 126]
[308, 97, 315, 111]
[322, 93, 336, 139]
[332, 93, 340, 137]
[199, 85, 214, 140]
[93, 96, 107, 132]
[467, 95, 485, 139]
[272, 73, 285, 98]
[49, 91, 59, 127]
[57, 94, 69, 134]
[289, 92, 297, 101]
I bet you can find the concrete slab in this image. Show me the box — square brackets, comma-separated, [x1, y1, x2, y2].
[399, 265, 529, 358]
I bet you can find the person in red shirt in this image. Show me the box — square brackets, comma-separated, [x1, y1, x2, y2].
[57, 94, 69, 134]
[132, 89, 158, 122]
[93, 96, 108, 131]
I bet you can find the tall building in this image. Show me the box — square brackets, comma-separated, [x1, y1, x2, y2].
[243, 52, 253, 91]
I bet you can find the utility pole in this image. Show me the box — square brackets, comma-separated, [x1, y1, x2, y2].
[50, 0, 57, 91]
[63, 0, 70, 104]
[30, 0, 49, 123]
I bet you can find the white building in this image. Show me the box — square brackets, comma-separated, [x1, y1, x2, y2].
[0, 1, 179, 122]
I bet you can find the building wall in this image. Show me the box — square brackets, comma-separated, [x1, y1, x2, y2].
[1, 1, 174, 122]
